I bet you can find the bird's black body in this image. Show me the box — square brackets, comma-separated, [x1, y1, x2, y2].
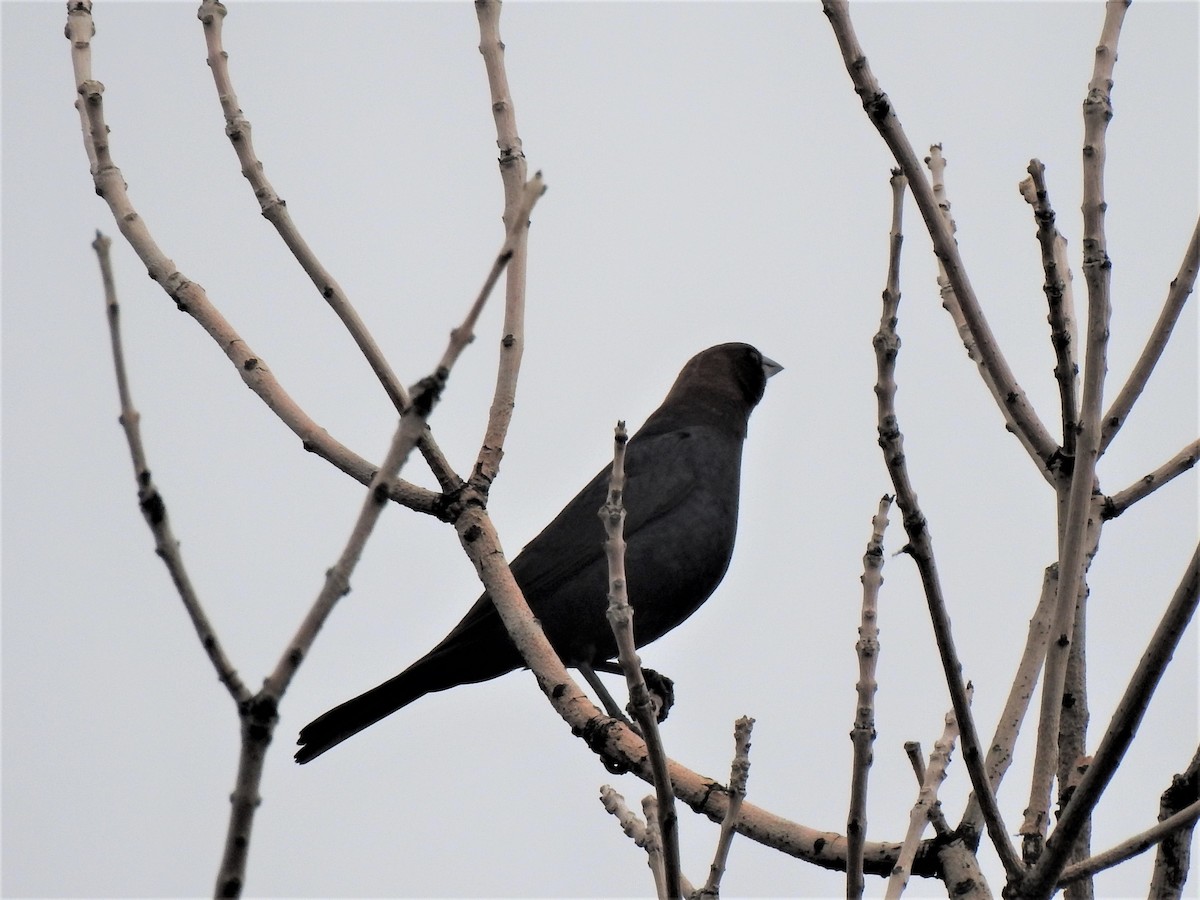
[296, 343, 778, 763]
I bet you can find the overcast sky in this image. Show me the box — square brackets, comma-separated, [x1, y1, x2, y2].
[3, 2, 1197, 897]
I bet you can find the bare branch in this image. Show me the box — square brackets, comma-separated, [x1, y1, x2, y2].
[697, 717, 755, 900]
[599, 786, 697, 898]
[194, 0, 461, 490]
[822, 0, 1060, 479]
[1025, 5, 1129, 867]
[959, 565, 1056, 835]
[846, 493, 893, 898]
[1059, 799, 1200, 886]
[1150, 745, 1200, 899]
[599, 421, 681, 899]
[471, 0, 532, 491]
[91, 231, 247, 705]
[65, 3, 443, 517]
[1023, 541, 1200, 896]
[871, 167, 1022, 880]
[1101, 214, 1200, 450]
[903, 742, 951, 838]
[887, 691, 971, 900]
[1102, 438, 1200, 520]
[1020, 160, 1080, 453]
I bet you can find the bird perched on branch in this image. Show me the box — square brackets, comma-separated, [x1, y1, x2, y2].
[296, 342, 780, 763]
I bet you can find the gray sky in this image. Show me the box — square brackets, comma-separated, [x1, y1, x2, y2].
[3, 2, 1197, 897]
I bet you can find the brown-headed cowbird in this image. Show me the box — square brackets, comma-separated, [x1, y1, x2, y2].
[296, 343, 780, 763]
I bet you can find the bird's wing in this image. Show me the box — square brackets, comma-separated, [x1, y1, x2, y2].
[510, 427, 703, 597]
[431, 427, 705, 647]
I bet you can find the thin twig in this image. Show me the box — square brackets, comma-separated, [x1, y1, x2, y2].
[599, 421, 681, 899]
[871, 169, 1022, 880]
[91, 231, 247, 704]
[847, 492, 894, 899]
[698, 717, 756, 900]
[1020, 160, 1080, 455]
[1024, 5, 1128, 869]
[1101, 438, 1200, 520]
[1101, 215, 1200, 451]
[471, 0, 531, 492]
[195, 0, 459, 491]
[1022, 541, 1200, 896]
[958, 566, 1056, 836]
[887, 691, 971, 900]
[599, 786, 697, 897]
[1058, 799, 1200, 886]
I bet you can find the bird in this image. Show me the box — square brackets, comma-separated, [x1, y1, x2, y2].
[296, 342, 780, 763]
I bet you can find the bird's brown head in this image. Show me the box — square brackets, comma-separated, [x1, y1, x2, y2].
[642, 343, 782, 439]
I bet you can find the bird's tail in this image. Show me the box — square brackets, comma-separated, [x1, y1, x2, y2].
[295, 669, 429, 764]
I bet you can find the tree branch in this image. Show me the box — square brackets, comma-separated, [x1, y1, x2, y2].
[1102, 438, 1200, 520]
[847, 494, 893, 899]
[1149, 745, 1200, 900]
[1101, 214, 1200, 451]
[65, 2, 444, 518]
[195, 0, 460, 491]
[822, 0, 1060, 480]
[869, 166, 1022, 881]
[471, 0, 531, 492]
[599, 420, 681, 899]
[1024, 5, 1128, 869]
[886, 693, 970, 900]
[697, 717, 755, 900]
[1022, 541, 1200, 896]
[1019, 160, 1080, 454]
[1059, 799, 1200, 886]
[958, 565, 1057, 836]
[91, 230, 248, 705]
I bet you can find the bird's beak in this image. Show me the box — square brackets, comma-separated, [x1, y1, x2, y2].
[761, 355, 784, 379]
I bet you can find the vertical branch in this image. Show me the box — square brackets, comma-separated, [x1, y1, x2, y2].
[1020, 161, 1080, 454]
[698, 717, 756, 900]
[1149, 745, 1200, 899]
[872, 173, 1022, 879]
[472, 0, 531, 490]
[599, 422, 681, 899]
[847, 174, 905, 899]
[1023, 2, 1128, 868]
[847, 495, 892, 899]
